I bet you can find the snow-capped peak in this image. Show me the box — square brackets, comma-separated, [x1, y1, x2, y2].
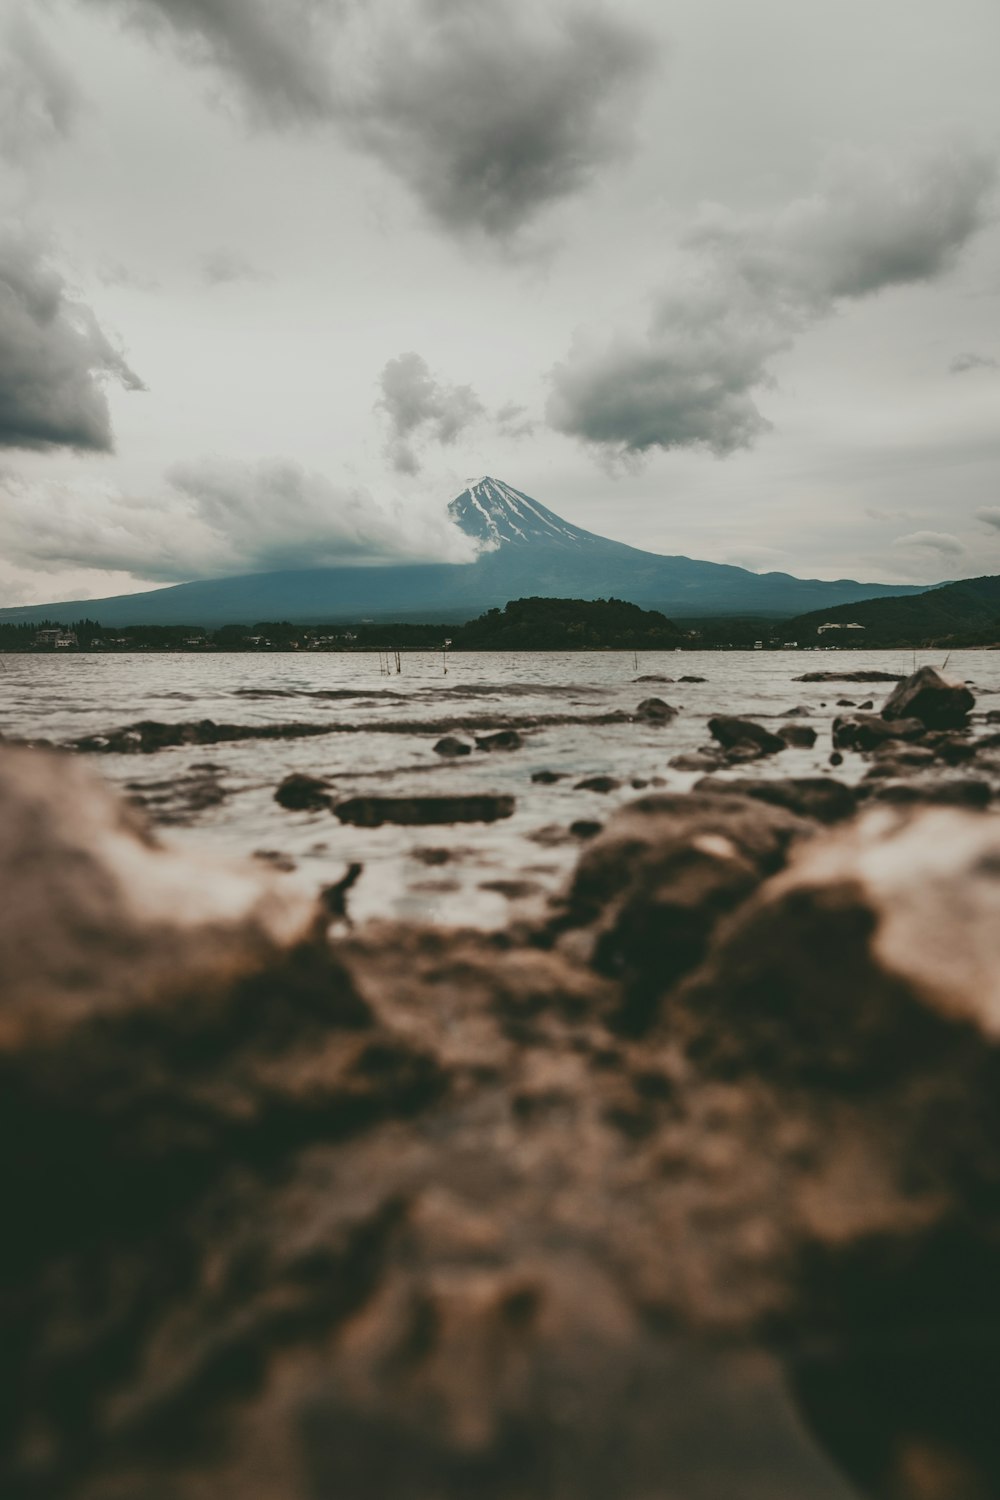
[449, 477, 597, 550]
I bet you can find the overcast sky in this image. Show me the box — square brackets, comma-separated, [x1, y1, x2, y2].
[1, 0, 999, 604]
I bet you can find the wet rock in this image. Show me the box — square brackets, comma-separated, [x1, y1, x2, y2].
[708, 716, 786, 756]
[678, 675, 708, 683]
[335, 795, 516, 827]
[531, 769, 566, 785]
[858, 700, 874, 710]
[433, 735, 473, 758]
[0, 746, 319, 1039]
[411, 847, 454, 865]
[569, 818, 604, 840]
[835, 698, 856, 708]
[832, 714, 925, 752]
[556, 792, 812, 1034]
[633, 674, 673, 683]
[829, 751, 844, 767]
[575, 775, 622, 793]
[693, 776, 857, 825]
[881, 666, 974, 730]
[934, 734, 978, 765]
[986, 710, 1000, 724]
[778, 724, 818, 749]
[635, 697, 678, 724]
[275, 772, 331, 811]
[73, 718, 334, 754]
[475, 729, 524, 752]
[794, 669, 903, 683]
[865, 778, 992, 810]
[668, 751, 723, 772]
[780, 705, 811, 717]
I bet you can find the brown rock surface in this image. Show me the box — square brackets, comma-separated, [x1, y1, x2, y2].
[4, 749, 1000, 1500]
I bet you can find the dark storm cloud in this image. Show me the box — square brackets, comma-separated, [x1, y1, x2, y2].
[950, 351, 999, 373]
[0, 10, 82, 164]
[352, 3, 654, 237]
[377, 351, 484, 474]
[549, 147, 996, 461]
[88, 0, 655, 237]
[97, 0, 337, 124]
[0, 233, 144, 452]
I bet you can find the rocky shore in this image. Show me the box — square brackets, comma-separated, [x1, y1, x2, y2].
[3, 666, 1000, 1499]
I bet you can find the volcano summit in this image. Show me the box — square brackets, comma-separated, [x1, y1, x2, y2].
[0, 478, 930, 626]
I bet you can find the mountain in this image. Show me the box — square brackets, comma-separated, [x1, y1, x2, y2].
[0, 476, 933, 626]
[787, 573, 1000, 646]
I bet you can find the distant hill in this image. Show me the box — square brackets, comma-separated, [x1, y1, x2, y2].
[0, 476, 933, 626]
[455, 596, 684, 650]
[788, 574, 1000, 646]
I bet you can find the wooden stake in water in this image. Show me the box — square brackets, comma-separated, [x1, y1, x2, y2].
[442, 637, 451, 676]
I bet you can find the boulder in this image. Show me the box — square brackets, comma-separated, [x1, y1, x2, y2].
[531, 769, 566, 784]
[778, 724, 818, 749]
[433, 735, 473, 758]
[881, 666, 974, 730]
[475, 729, 524, 751]
[832, 714, 926, 752]
[635, 697, 678, 723]
[335, 794, 516, 827]
[693, 775, 857, 825]
[794, 669, 903, 683]
[575, 775, 622, 793]
[708, 715, 785, 755]
[275, 772, 331, 810]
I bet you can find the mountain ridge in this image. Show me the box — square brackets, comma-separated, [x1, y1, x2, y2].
[0, 476, 934, 626]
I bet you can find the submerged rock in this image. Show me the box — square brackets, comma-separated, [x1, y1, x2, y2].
[475, 729, 524, 751]
[531, 769, 567, 784]
[635, 697, 678, 723]
[778, 723, 818, 748]
[881, 665, 975, 730]
[708, 715, 786, 756]
[275, 771, 331, 810]
[794, 669, 903, 683]
[832, 713, 926, 752]
[433, 735, 473, 758]
[335, 794, 516, 827]
[575, 775, 622, 793]
[693, 775, 857, 825]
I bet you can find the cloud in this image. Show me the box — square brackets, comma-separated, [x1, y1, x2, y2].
[975, 506, 1000, 531]
[87, 0, 655, 237]
[549, 145, 996, 461]
[893, 530, 965, 556]
[0, 457, 480, 584]
[496, 401, 537, 440]
[950, 350, 999, 374]
[350, 2, 654, 238]
[0, 10, 82, 165]
[201, 248, 270, 285]
[0, 232, 144, 452]
[377, 352, 484, 474]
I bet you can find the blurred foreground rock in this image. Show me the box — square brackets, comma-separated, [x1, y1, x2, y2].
[3, 746, 1000, 1500]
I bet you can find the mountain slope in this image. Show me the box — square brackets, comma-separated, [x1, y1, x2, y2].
[788, 574, 1000, 645]
[0, 476, 933, 626]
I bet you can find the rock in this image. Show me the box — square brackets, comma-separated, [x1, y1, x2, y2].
[630, 777, 649, 789]
[679, 674, 708, 683]
[934, 734, 978, 765]
[668, 751, 723, 772]
[433, 735, 473, 758]
[858, 700, 874, 710]
[475, 729, 524, 752]
[708, 716, 786, 756]
[835, 698, 856, 708]
[986, 710, 1000, 724]
[531, 769, 566, 784]
[693, 776, 857, 825]
[335, 795, 516, 827]
[575, 775, 622, 793]
[780, 705, 811, 717]
[778, 724, 818, 749]
[829, 751, 844, 766]
[832, 714, 926, 752]
[881, 666, 975, 730]
[556, 792, 812, 1034]
[73, 718, 334, 754]
[865, 778, 992, 810]
[275, 772, 331, 810]
[794, 669, 903, 683]
[633, 674, 673, 683]
[635, 698, 678, 723]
